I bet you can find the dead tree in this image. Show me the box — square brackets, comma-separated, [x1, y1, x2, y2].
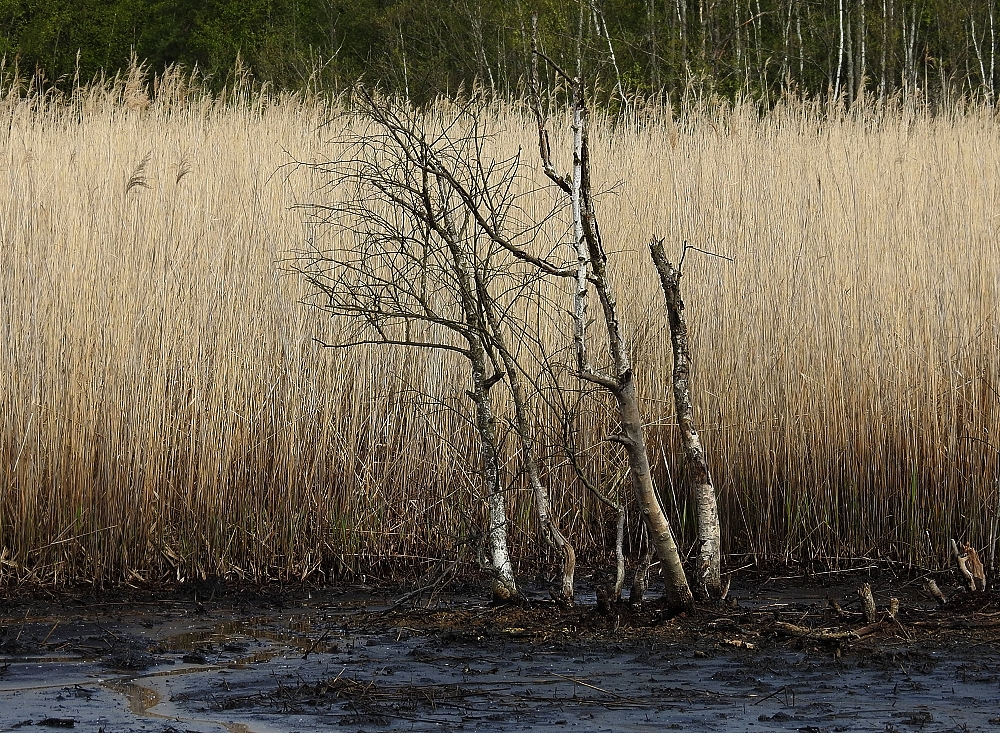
[298, 91, 564, 603]
[530, 15, 695, 614]
[649, 239, 723, 602]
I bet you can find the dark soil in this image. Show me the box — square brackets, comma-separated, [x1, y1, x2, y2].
[2, 570, 1000, 732]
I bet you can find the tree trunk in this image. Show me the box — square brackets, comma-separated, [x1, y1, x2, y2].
[479, 281, 576, 602]
[615, 376, 694, 612]
[576, 72, 694, 615]
[973, 10, 990, 98]
[629, 544, 655, 606]
[782, 0, 794, 86]
[846, 0, 855, 105]
[648, 0, 660, 90]
[734, 0, 744, 87]
[753, 0, 767, 102]
[613, 503, 626, 600]
[468, 3, 495, 91]
[879, 0, 888, 99]
[858, 0, 866, 100]
[439, 182, 519, 603]
[510, 379, 576, 603]
[530, 14, 694, 615]
[904, 4, 918, 97]
[797, 4, 804, 81]
[835, 0, 845, 99]
[990, 2, 996, 101]
[508, 392, 576, 603]
[679, 0, 688, 71]
[591, 1, 627, 108]
[466, 338, 518, 602]
[699, 0, 709, 73]
[649, 240, 722, 602]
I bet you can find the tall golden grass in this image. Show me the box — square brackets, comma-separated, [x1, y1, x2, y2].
[2, 67, 999, 585]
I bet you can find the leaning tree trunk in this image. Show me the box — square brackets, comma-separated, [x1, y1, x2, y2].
[649, 239, 722, 602]
[575, 92, 694, 614]
[615, 375, 695, 612]
[499, 356, 576, 602]
[522, 433, 576, 602]
[478, 280, 576, 602]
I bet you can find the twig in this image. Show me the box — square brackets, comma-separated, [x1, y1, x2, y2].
[550, 672, 627, 700]
[753, 685, 788, 706]
[42, 621, 60, 646]
[302, 629, 331, 660]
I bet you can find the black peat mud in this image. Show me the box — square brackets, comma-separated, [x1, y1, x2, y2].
[2, 574, 1000, 732]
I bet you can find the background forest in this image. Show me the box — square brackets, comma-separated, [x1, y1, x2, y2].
[3, 0, 1000, 104]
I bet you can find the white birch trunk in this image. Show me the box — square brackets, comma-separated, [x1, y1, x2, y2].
[572, 73, 694, 614]
[481, 291, 576, 602]
[991, 2, 996, 102]
[973, 14, 990, 97]
[532, 11, 694, 614]
[846, 0, 855, 104]
[439, 180, 519, 603]
[835, 0, 845, 100]
[859, 0, 867, 99]
[616, 379, 694, 611]
[797, 6, 804, 81]
[782, 0, 794, 84]
[879, 0, 887, 100]
[469, 338, 518, 602]
[649, 240, 722, 602]
[590, 2, 627, 109]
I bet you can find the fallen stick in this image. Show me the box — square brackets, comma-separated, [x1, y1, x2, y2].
[772, 620, 885, 641]
[752, 685, 788, 706]
[828, 598, 850, 620]
[911, 618, 1000, 629]
[550, 672, 628, 700]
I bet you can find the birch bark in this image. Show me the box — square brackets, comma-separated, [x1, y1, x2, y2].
[835, 0, 845, 99]
[649, 240, 722, 602]
[479, 284, 576, 602]
[438, 181, 519, 603]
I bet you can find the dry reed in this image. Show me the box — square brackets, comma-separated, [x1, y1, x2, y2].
[2, 69, 999, 585]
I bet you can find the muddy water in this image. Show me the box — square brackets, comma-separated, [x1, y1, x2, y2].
[2, 583, 1000, 732]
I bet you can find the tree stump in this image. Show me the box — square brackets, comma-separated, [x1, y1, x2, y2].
[858, 583, 877, 623]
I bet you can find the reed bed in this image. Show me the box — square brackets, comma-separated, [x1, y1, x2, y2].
[2, 70, 999, 585]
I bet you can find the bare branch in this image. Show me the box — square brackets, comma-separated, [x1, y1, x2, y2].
[313, 336, 471, 358]
[531, 15, 573, 195]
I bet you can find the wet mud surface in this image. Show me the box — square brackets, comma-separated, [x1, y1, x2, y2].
[3, 573, 1000, 732]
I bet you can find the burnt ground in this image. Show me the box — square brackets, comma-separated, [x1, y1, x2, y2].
[2, 570, 1000, 732]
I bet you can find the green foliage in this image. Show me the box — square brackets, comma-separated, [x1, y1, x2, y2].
[3, 0, 999, 103]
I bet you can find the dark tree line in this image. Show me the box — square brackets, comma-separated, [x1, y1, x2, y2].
[3, 1, 997, 104]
